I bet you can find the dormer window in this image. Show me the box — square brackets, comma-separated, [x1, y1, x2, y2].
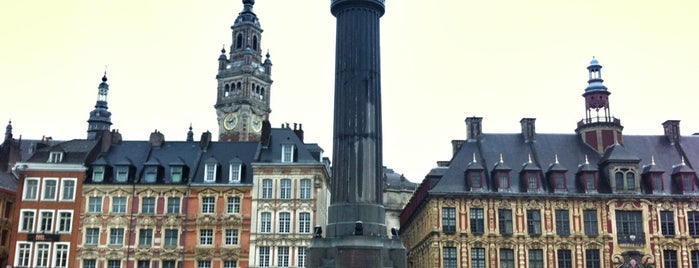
[584, 173, 597, 191]
[526, 173, 539, 190]
[229, 163, 241, 183]
[682, 173, 696, 192]
[205, 163, 217, 182]
[469, 171, 483, 189]
[281, 144, 295, 163]
[497, 172, 510, 190]
[652, 173, 664, 192]
[614, 168, 636, 191]
[48, 152, 64, 163]
[92, 166, 105, 182]
[171, 166, 183, 183]
[115, 166, 129, 182]
[143, 166, 158, 183]
[553, 173, 567, 191]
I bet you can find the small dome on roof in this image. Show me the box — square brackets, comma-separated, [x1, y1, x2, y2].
[589, 57, 600, 66]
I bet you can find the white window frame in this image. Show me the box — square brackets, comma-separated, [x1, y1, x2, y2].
[112, 196, 127, 214]
[227, 196, 241, 214]
[224, 229, 239, 245]
[229, 163, 241, 182]
[280, 179, 292, 199]
[167, 197, 181, 214]
[57, 210, 73, 233]
[299, 179, 312, 199]
[53, 242, 70, 268]
[198, 260, 212, 268]
[92, 166, 105, 182]
[200, 229, 213, 246]
[281, 144, 295, 163]
[41, 178, 58, 201]
[23, 177, 40, 201]
[297, 247, 307, 268]
[260, 212, 272, 233]
[258, 246, 270, 267]
[223, 260, 237, 268]
[34, 242, 51, 268]
[141, 197, 156, 214]
[277, 246, 290, 267]
[109, 228, 125, 245]
[278, 212, 291, 233]
[143, 166, 158, 183]
[204, 163, 217, 182]
[115, 166, 129, 182]
[261, 179, 273, 199]
[38, 209, 54, 233]
[60, 178, 77, 201]
[85, 227, 100, 245]
[201, 196, 215, 214]
[299, 212, 311, 234]
[48, 151, 64, 163]
[171, 165, 183, 183]
[19, 209, 36, 233]
[88, 196, 102, 213]
[14, 242, 32, 267]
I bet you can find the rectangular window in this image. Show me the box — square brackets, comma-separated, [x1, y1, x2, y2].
[109, 228, 124, 245]
[556, 209, 570, 236]
[442, 207, 456, 234]
[470, 208, 485, 234]
[162, 261, 177, 268]
[171, 166, 183, 183]
[281, 144, 294, 163]
[200, 229, 213, 245]
[137, 260, 150, 268]
[585, 173, 596, 190]
[660, 211, 676, 236]
[53, 244, 69, 268]
[499, 209, 513, 235]
[225, 229, 239, 245]
[83, 259, 97, 268]
[167, 197, 181, 214]
[20, 210, 35, 232]
[299, 179, 312, 199]
[229, 164, 241, 182]
[260, 212, 272, 233]
[554, 173, 566, 190]
[297, 247, 307, 268]
[299, 212, 311, 233]
[688, 211, 699, 237]
[35, 243, 51, 267]
[529, 249, 544, 268]
[616, 211, 644, 243]
[683, 174, 696, 192]
[57, 211, 72, 233]
[279, 212, 291, 233]
[39, 210, 54, 232]
[471, 172, 482, 188]
[262, 179, 273, 199]
[16, 243, 32, 267]
[197, 260, 212, 268]
[527, 173, 538, 189]
[471, 248, 486, 268]
[112, 197, 127, 213]
[259, 246, 271, 267]
[664, 250, 678, 268]
[42, 178, 58, 200]
[92, 166, 105, 182]
[223, 260, 237, 268]
[558, 249, 573, 268]
[527, 210, 541, 236]
[139, 229, 153, 246]
[49, 151, 63, 163]
[227, 196, 240, 214]
[23, 178, 39, 200]
[60, 178, 77, 201]
[584, 209, 598, 236]
[585, 249, 600, 268]
[164, 229, 179, 247]
[280, 179, 292, 199]
[277, 246, 290, 267]
[499, 248, 515, 268]
[652, 173, 663, 191]
[109, 228, 124, 246]
[88, 196, 102, 213]
[115, 166, 129, 182]
[690, 250, 699, 268]
[85, 228, 100, 245]
[204, 163, 216, 182]
[443, 247, 457, 268]
[141, 197, 155, 214]
[202, 196, 215, 214]
[498, 172, 509, 189]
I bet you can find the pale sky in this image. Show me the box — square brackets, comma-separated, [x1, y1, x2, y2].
[2, 1, 698, 182]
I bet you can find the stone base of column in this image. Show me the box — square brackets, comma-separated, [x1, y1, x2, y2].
[308, 235, 406, 268]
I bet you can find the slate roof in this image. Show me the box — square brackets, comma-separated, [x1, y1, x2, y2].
[190, 141, 259, 184]
[27, 139, 99, 165]
[258, 128, 321, 163]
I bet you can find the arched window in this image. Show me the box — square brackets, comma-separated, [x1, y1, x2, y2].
[253, 35, 258, 50]
[236, 33, 243, 49]
[224, 84, 230, 97]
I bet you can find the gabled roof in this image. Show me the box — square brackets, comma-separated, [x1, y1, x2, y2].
[258, 128, 322, 163]
[27, 139, 99, 165]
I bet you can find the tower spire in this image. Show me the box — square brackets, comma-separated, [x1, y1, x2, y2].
[87, 71, 113, 140]
[4, 120, 12, 142]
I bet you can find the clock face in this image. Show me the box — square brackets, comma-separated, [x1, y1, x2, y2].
[251, 115, 263, 132]
[223, 113, 238, 130]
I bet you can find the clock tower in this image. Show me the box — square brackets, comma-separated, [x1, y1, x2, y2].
[215, 0, 272, 142]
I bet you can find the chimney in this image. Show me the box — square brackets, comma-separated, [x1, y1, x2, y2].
[293, 123, 304, 142]
[200, 131, 212, 150]
[451, 140, 465, 155]
[465, 117, 483, 141]
[663, 120, 681, 144]
[437, 161, 451, 167]
[520, 118, 536, 143]
[261, 120, 272, 147]
[149, 130, 165, 147]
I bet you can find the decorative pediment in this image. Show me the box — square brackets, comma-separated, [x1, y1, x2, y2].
[199, 188, 220, 196]
[138, 216, 156, 227]
[223, 187, 248, 195]
[80, 248, 100, 259]
[524, 199, 541, 209]
[470, 199, 484, 207]
[164, 216, 183, 227]
[496, 199, 512, 209]
[136, 187, 157, 197]
[84, 215, 102, 227]
[196, 215, 218, 226]
[104, 248, 125, 259]
[134, 248, 153, 260]
[160, 248, 181, 260]
[195, 248, 214, 260]
[166, 188, 187, 197]
[220, 248, 242, 260]
[222, 215, 243, 226]
[109, 216, 128, 227]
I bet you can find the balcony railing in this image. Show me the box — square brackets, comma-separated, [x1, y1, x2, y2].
[617, 232, 645, 244]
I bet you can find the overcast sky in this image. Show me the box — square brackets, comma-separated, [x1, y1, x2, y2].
[2, 1, 698, 182]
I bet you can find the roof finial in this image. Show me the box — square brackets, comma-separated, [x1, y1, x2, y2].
[584, 155, 589, 165]
[472, 153, 477, 163]
[651, 155, 656, 165]
[554, 154, 559, 164]
[499, 153, 504, 163]
[682, 156, 686, 166]
[528, 154, 533, 163]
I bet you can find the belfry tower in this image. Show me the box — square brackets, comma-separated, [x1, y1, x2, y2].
[86, 73, 112, 140]
[215, 0, 273, 142]
[308, 1, 407, 267]
[575, 57, 624, 153]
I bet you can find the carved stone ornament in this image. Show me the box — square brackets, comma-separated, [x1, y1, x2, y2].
[196, 214, 218, 226]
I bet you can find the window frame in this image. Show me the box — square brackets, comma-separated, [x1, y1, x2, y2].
[224, 229, 239, 246]
[499, 248, 515, 268]
[527, 209, 542, 236]
[688, 211, 699, 237]
[555, 209, 570, 236]
[226, 196, 241, 214]
[583, 209, 599, 236]
[229, 163, 241, 183]
[498, 209, 513, 235]
[280, 179, 292, 199]
[470, 208, 485, 234]
[258, 246, 271, 267]
[34, 242, 51, 268]
[164, 229, 179, 247]
[299, 178, 312, 199]
[138, 228, 153, 247]
[88, 196, 102, 213]
[57, 210, 73, 233]
[23, 178, 40, 201]
[201, 196, 215, 214]
[585, 249, 600, 268]
[281, 144, 295, 163]
[167, 197, 181, 214]
[261, 179, 273, 199]
[19, 209, 35, 233]
[299, 212, 311, 233]
[664, 249, 678, 268]
[442, 207, 456, 234]
[92, 166, 105, 182]
[109, 228, 125, 245]
[85, 228, 100, 245]
[529, 249, 544, 268]
[471, 247, 486, 268]
[557, 249, 573, 268]
[115, 166, 129, 182]
[15, 242, 32, 267]
[41, 178, 58, 201]
[277, 246, 290, 267]
[60, 178, 76, 201]
[278, 212, 291, 233]
[170, 165, 183, 183]
[38, 209, 54, 233]
[660, 210, 676, 236]
[442, 246, 457, 268]
[53, 243, 70, 268]
[141, 197, 156, 214]
[204, 163, 217, 182]
[260, 212, 272, 233]
[199, 229, 214, 246]
[112, 196, 127, 214]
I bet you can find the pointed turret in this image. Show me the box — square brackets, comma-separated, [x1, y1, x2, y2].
[575, 58, 623, 153]
[87, 73, 113, 140]
[4, 120, 12, 142]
